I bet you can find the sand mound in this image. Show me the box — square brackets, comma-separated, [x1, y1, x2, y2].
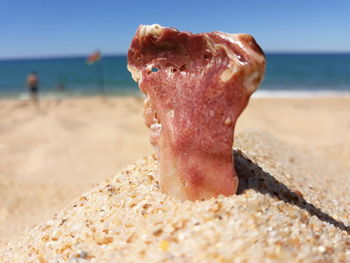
[1, 132, 349, 262]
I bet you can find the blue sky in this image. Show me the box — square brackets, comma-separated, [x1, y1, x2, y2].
[0, 0, 349, 58]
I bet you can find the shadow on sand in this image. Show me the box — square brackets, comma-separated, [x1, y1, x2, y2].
[234, 150, 350, 234]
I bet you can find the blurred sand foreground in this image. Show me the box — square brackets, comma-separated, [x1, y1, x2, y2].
[0, 96, 349, 247]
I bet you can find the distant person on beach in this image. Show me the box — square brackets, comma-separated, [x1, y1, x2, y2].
[26, 71, 39, 102]
[56, 83, 65, 104]
[58, 83, 65, 93]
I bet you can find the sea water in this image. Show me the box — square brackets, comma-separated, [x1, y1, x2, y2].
[0, 54, 349, 98]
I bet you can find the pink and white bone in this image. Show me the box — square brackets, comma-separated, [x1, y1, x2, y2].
[128, 24, 265, 200]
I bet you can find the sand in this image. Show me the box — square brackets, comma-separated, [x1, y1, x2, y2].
[0, 96, 349, 261]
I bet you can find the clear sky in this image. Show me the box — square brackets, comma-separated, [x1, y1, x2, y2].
[0, 0, 349, 58]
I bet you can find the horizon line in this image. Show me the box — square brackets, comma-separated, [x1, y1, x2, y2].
[1, 51, 350, 61]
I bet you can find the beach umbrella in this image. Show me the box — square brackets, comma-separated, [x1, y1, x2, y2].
[87, 51, 104, 94]
[87, 51, 101, 65]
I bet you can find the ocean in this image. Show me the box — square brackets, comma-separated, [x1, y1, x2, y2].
[0, 54, 350, 99]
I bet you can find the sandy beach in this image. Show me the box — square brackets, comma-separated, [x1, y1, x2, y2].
[0, 96, 349, 261]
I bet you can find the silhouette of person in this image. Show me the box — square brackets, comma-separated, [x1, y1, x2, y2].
[58, 83, 65, 93]
[56, 82, 65, 104]
[26, 71, 39, 103]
